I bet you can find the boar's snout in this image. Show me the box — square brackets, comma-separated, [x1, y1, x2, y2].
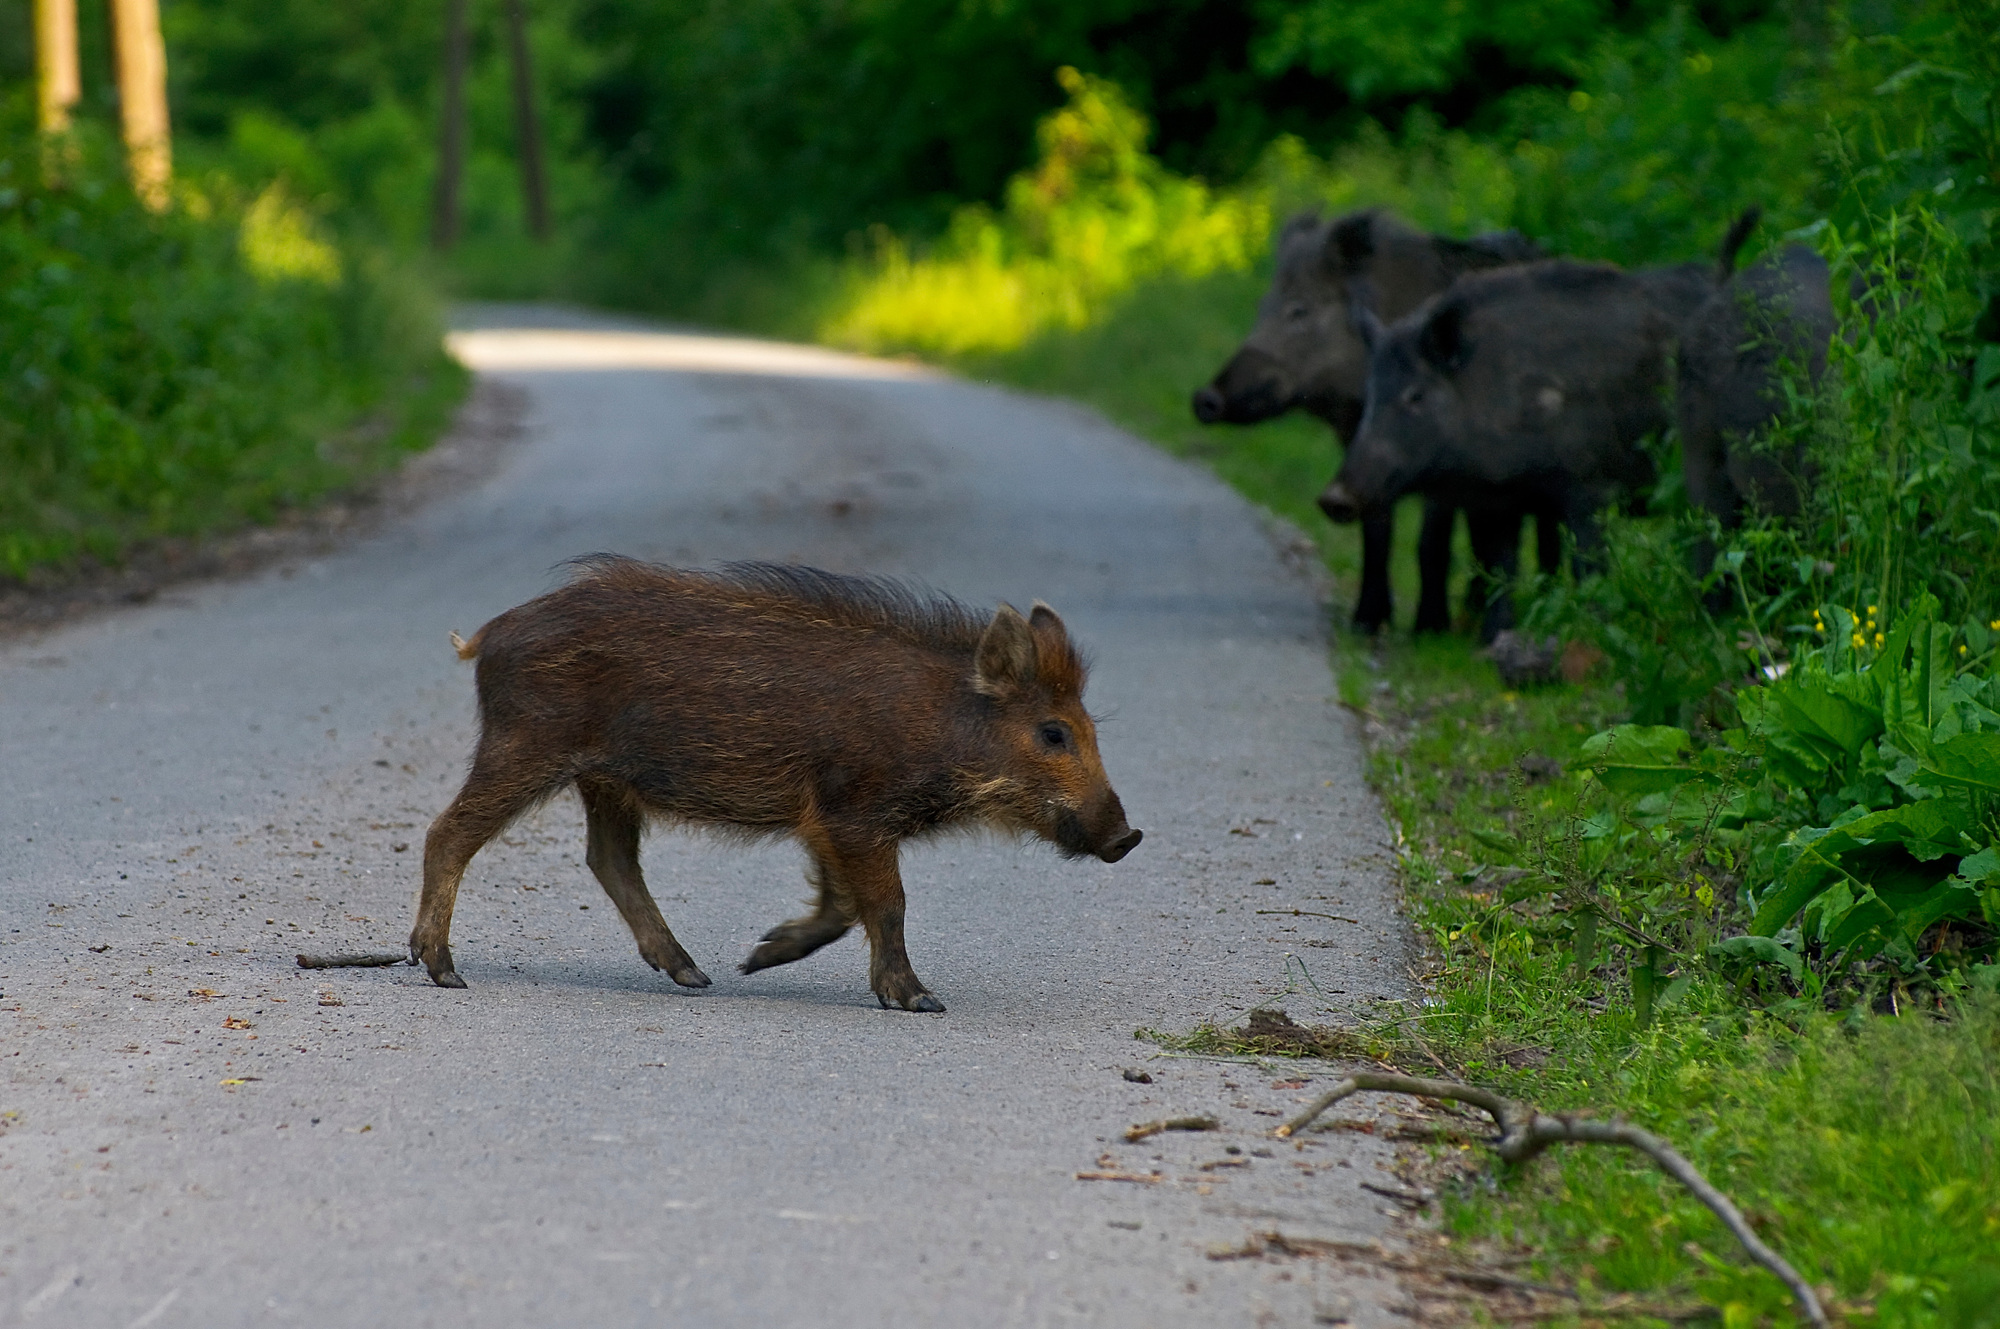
[1099, 826, 1143, 863]
[1194, 349, 1290, 424]
[1317, 481, 1362, 524]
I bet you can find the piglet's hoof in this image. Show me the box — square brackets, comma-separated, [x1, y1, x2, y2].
[877, 990, 945, 1013]
[412, 940, 467, 988]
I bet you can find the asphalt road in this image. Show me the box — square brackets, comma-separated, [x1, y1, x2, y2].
[0, 305, 1417, 1327]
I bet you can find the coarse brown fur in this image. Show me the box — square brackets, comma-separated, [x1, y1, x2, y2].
[409, 557, 1141, 1012]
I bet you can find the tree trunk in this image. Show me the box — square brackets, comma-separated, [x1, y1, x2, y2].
[432, 0, 471, 251]
[505, 0, 552, 241]
[34, 0, 80, 135]
[108, 0, 172, 209]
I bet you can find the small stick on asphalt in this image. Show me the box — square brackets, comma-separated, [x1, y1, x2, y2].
[1277, 1071, 1828, 1329]
[1255, 908, 1361, 924]
[295, 953, 411, 969]
[1124, 1115, 1219, 1142]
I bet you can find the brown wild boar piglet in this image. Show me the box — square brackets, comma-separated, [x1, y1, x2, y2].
[409, 557, 1142, 1012]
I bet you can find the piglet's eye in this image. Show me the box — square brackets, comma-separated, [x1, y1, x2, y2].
[1401, 385, 1425, 410]
[1039, 724, 1068, 749]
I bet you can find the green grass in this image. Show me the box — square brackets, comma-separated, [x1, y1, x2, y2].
[970, 271, 2000, 1328]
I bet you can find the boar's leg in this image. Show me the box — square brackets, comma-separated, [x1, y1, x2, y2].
[1351, 510, 1395, 634]
[1532, 504, 1564, 577]
[1413, 499, 1456, 635]
[1466, 506, 1526, 643]
[772, 826, 942, 1013]
[578, 780, 711, 989]
[741, 857, 855, 976]
[744, 828, 941, 1011]
[411, 744, 555, 989]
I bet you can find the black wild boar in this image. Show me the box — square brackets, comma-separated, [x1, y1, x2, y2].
[1322, 261, 1677, 638]
[1191, 209, 1545, 634]
[409, 558, 1142, 1013]
[1677, 243, 1835, 529]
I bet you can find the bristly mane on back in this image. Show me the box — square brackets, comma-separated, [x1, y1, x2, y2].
[562, 554, 995, 653]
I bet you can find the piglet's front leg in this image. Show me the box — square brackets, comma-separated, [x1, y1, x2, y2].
[840, 841, 944, 1013]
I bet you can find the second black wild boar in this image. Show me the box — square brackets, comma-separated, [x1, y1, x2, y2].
[409, 558, 1143, 1013]
[1677, 243, 1836, 528]
[1191, 209, 1545, 634]
[1323, 261, 1676, 637]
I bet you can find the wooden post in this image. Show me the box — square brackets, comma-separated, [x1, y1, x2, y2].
[432, 0, 471, 250]
[35, 0, 81, 135]
[504, 0, 552, 240]
[109, 0, 172, 209]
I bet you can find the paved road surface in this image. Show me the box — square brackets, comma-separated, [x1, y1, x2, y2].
[0, 306, 1415, 1327]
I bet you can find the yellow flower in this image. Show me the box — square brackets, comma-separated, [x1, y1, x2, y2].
[1868, 605, 1878, 614]
[1990, 619, 2000, 631]
[1960, 644, 1969, 655]
[1875, 632, 1886, 647]
[1852, 633, 1866, 648]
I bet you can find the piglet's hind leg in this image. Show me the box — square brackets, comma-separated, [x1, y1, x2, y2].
[411, 742, 554, 988]
[579, 781, 710, 988]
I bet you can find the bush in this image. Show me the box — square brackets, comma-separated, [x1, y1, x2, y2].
[0, 117, 461, 578]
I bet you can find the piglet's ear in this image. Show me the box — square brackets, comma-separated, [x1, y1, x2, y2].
[975, 603, 1038, 697]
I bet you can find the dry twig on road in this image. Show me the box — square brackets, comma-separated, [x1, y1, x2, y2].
[1277, 1071, 1828, 1328]
[1123, 1114, 1219, 1142]
[295, 952, 410, 969]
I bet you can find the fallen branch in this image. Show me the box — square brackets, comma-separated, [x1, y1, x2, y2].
[1221, 1230, 1719, 1321]
[295, 952, 410, 969]
[1255, 908, 1361, 924]
[1073, 1170, 1163, 1184]
[1277, 1072, 1826, 1328]
[1124, 1114, 1219, 1142]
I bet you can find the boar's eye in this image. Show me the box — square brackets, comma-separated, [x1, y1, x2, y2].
[1039, 723, 1069, 750]
[1285, 303, 1311, 322]
[1401, 384, 1426, 411]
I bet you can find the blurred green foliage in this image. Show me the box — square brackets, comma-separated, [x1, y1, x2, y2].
[0, 112, 459, 577]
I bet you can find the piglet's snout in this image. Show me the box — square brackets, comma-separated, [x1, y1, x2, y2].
[1099, 826, 1143, 863]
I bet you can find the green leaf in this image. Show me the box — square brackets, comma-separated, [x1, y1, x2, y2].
[1469, 827, 1523, 860]
[1917, 732, 2000, 794]
[1889, 879, 1984, 945]
[1871, 594, 1940, 703]
[1957, 846, 2000, 885]
[1708, 934, 1804, 981]
[1771, 680, 1883, 765]
[1750, 800, 1975, 935]
[1581, 724, 1701, 797]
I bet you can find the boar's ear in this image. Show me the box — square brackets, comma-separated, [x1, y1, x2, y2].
[975, 603, 1038, 698]
[1416, 300, 1470, 373]
[1327, 211, 1375, 276]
